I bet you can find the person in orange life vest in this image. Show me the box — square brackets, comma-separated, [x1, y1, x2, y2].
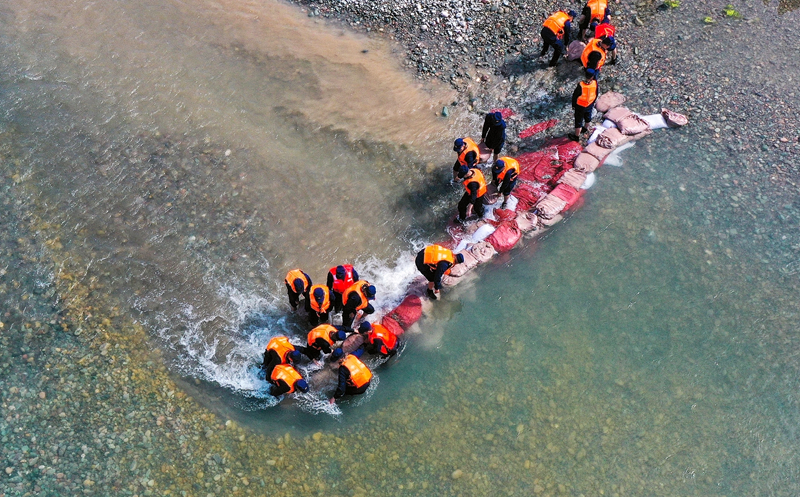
[455, 166, 487, 223]
[326, 264, 359, 313]
[268, 364, 309, 397]
[305, 284, 332, 326]
[578, 0, 610, 40]
[261, 336, 303, 378]
[300, 324, 353, 361]
[581, 36, 613, 79]
[539, 10, 575, 67]
[569, 72, 599, 141]
[480, 112, 507, 162]
[357, 322, 399, 358]
[329, 349, 373, 404]
[452, 137, 480, 181]
[491, 157, 520, 209]
[341, 281, 376, 328]
[591, 18, 618, 63]
[284, 269, 311, 311]
[415, 244, 465, 300]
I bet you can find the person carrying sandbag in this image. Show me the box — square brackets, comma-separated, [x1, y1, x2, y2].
[416, 244, 466, 300]
[581, 36, 613, 79]
[570, 72, 599, 141]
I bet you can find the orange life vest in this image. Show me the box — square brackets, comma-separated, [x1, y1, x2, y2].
[342, 355, 372, 388]
[284, 269, 310, 293]
[328, 264, 356, 294]
[581, 38, 607, 70]
[457, 137, 480, 167]
[270, 365, 303, 394]
[266, 336, 296, 363]
[308, 324, 338, 347]
[586, 0, 608, 23]
[308, 284, 331, 314]
[576, 80, 598, 107]
[343, 282, 370, 311]
[495, 157, 520, 182]
[463, 169, 488, 197]
[595, 22, 615, 39]
[368, 324, 398, 355]
[423, 245, 456, 275]
[543, 11, 572, 39]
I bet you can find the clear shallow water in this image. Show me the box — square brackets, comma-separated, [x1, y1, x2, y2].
[1, 0, 800, 495]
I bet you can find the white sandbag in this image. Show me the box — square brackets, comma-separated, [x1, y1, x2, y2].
[602, 119, 616, 129]
[503, 195, 519, 211]
[469, 241, 497, 263]
[567, 40, 586, 60]
[472, 223, 497, 243]
[640, 113, 669, 130]
[581, 172, 596, 190]
[453, 239, 470, 253]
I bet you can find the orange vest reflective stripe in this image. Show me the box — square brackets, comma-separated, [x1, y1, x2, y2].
[495, 157, 520, 182]
[581, 38, 607, 70]
[457, 137, 480, 167]
[587, 0, 608, 22]
[595, 23, 615, 39]
[267, 336, 296, 363]
[463, 169, 488, 197]
[368, 324, 398, 355]
[308, 284, 331, 313]
[308, 324, 337, 347]
[577, 80, 598, 107]
[270, 365, 303, 394]
[343, 282, 369, 311]
[423, 245, 456, 275]
[284, 269, 309, 292]
[342, 355, 372, 388]
[543, 11, 571, 38]
[328, 265, 356, 294]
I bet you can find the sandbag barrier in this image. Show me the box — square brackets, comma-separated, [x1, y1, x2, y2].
[369, 94, 687, 337]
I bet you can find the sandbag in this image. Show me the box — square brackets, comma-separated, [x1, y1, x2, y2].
[661, 108, 688, 127]
[477, 142, 493, 163]
[604, 106, 632, 124]
[381, 316, 405, 337]
[492, 208, 517, 223]
[535, 194, 568, 219]
[556, 140, 583, 165]
[595, 91, 627, 113]
[585, 142, 614, 161]
[587, 125, 608, 144]
[469, 241, 497, 263]
[627, 127, 653, 141]
[558, 169, 587, 190]
[641, 113, 669, 130]
[595, 127, 632, 149]
[440, 274, 463, 287]
[567, 40, 585, 60]
[486, 221, 522, 253]
[449, 249, 480, 277]
[386, 295, 423, 330]
[471, 223, 497, 243]
[512, 182, 544, 211]
[342, 333, 364, 354]
[515, 211, 539, 232]
[617, 114, 650, 136]
[502, 195, 519, 212]
[573, 152, 600, 173]
[550, 183, 579, 204]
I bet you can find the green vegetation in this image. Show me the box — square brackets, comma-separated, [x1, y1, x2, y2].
[703, 15, 716, 23]
[723, 4, 742, 17]
[664, 0, 680, 7]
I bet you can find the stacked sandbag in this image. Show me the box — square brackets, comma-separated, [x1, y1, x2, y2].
[490, 208, 517, 224]
[604, 106, 631, 124]
[573, 152, 601, 173]
[584, 142, 615, 163]
[602, 107, 650, 136]
[550, 183, 580, 208]
[535, 193, 568, 219]
[661, 108, 689, 127]
[342, 333, 365, 354]
[486, 221, 522, 253]
[470, 241, 497, 263]
[515, 211, 540, 232]
[386, 295, 423, 330]
[595, 91, 627, 113]
[595, 127, 632, 149]
[449, 249, 480, 277]
[567, 40, 585, 60]
[512, 182, 545, 211]
[558, 169, 588, 190]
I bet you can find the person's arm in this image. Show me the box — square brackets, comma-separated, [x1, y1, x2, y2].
[270, 380, 291, 397]
[433, 260, 451, 290]
[326, 271, 334, 290]
[333, 366, 350, 399]
[352, 269, 359, 282]
[500, 175, 515, 194]
[482, 117, 491, 141]
[315, 338, 333, 355]
[362, 303, 375, 315]
[564, 20, 571, 46]
[572, 84, 582, 107]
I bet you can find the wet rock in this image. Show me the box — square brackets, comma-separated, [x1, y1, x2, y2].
[451, 469, 464, 479]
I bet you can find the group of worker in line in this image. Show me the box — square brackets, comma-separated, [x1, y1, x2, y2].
[264, 0, 620, 405]
[449, 0, 619, 226]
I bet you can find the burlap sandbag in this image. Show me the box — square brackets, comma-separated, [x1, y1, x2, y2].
[469, 241, 497, 263]
[515, 211, 539, 232]
[448, 250, 479, 277]
[558, 169, 588, 189]
[567, 40, 586, 60]
[604, 106, 632, 124]
[585, 142, 614, 161]
[536, 194, 568, 219]
[595, 91, 627, 113]
[573, 152, 600, 173]
[595, 127, 632, 149]
[627, 127, 653, 141]
[617, 114, 650, 136]
[661, 108, 689, 127]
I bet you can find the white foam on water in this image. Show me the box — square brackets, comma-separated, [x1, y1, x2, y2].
[604, 142, 636, 167]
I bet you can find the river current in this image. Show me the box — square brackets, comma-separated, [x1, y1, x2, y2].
[1, 0, 800, 495]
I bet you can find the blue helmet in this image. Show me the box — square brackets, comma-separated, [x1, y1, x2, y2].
[453, 138, 465, 151]
[365, 285, 377, 299]
[289, 350, 302, 363]
[359, 322, 372, 333]
[295, 379, 309, 393]
[330, 347, 344, 362]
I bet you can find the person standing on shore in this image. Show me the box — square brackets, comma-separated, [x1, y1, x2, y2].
[539, 9, 575, 67]
[480, 112, 507, 163]
[491, 157, 520, 208]
[452, 137, 480, 180]
[570, 72, 598, 141]
[578, 0, 610, 40]
[581, 36, 613, 79]
[415, 244, 465, 300]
